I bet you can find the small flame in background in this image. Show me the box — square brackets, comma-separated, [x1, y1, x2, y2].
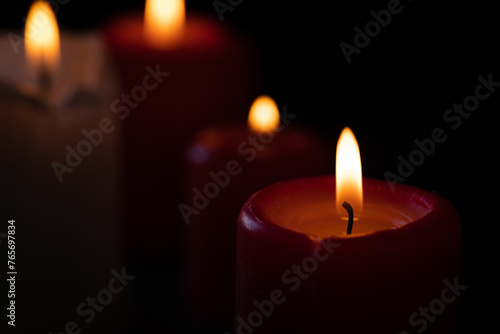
[248, 95, 281, 133]
[144, 0, 185, 49]
[25, 0, 60, 73]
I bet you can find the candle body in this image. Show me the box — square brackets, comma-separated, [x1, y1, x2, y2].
[0, 33, 129, 334]
[182, 124, 331, 327]
[103, 14, 258, 254]
[236, 177, 461, 334]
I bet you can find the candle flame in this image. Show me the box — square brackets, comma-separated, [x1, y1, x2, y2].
[336, 127, 363, 219]
[248, 96, 281, 133]
[25, 0, 60, 73]
[144, 0, 185, 49]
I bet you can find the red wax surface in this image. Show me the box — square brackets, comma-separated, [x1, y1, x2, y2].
[183, 124, 331, 327]
[103, 14, 258, 254]
[237, 177, 461, 334]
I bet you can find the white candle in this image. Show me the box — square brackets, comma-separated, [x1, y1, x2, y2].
[0, 2, 129, 333]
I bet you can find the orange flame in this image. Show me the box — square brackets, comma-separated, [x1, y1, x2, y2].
[144, 0, 185, 49]
[336, 127, 363, 219]
[248, 96, 281, 133]
[25, 1, 60, 73]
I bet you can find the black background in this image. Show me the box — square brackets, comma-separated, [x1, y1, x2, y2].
[1, 0, 499, 333]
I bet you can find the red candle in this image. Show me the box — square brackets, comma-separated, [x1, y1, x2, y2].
[103, 0, 258, 254]
[182, 96, 331, 328]
[235, 128, 461, 334]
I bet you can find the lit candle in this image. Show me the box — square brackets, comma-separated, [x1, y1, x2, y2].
[0, 2, 127, 333]
[235, 127, 461, 333]
[103, 0, 259, 255]
[182, 96, 331, 328]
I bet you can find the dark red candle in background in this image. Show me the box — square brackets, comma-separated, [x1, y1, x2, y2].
[103, 0, 258, 254]
[235, 128, 461, 334]
[181, 96, 331, 328]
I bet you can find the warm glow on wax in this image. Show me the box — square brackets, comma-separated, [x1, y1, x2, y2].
[25, 1, 60, 73]
[336, 127, 363, 219]
[248, 96, 280, 133]
[144, 0, 185, 49]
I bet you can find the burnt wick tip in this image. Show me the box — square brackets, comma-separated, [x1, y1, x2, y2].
[342, 201, 354, 235]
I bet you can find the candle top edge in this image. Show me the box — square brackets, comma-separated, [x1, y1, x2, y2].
[239, 176, 459, 241]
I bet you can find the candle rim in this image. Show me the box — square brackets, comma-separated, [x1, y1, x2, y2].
[239, 176, 459, 242]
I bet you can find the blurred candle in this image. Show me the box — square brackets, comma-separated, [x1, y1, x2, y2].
[0, 2, 127, 333]
[182, 96, 331, 329]
[103, 0, 258, 255]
